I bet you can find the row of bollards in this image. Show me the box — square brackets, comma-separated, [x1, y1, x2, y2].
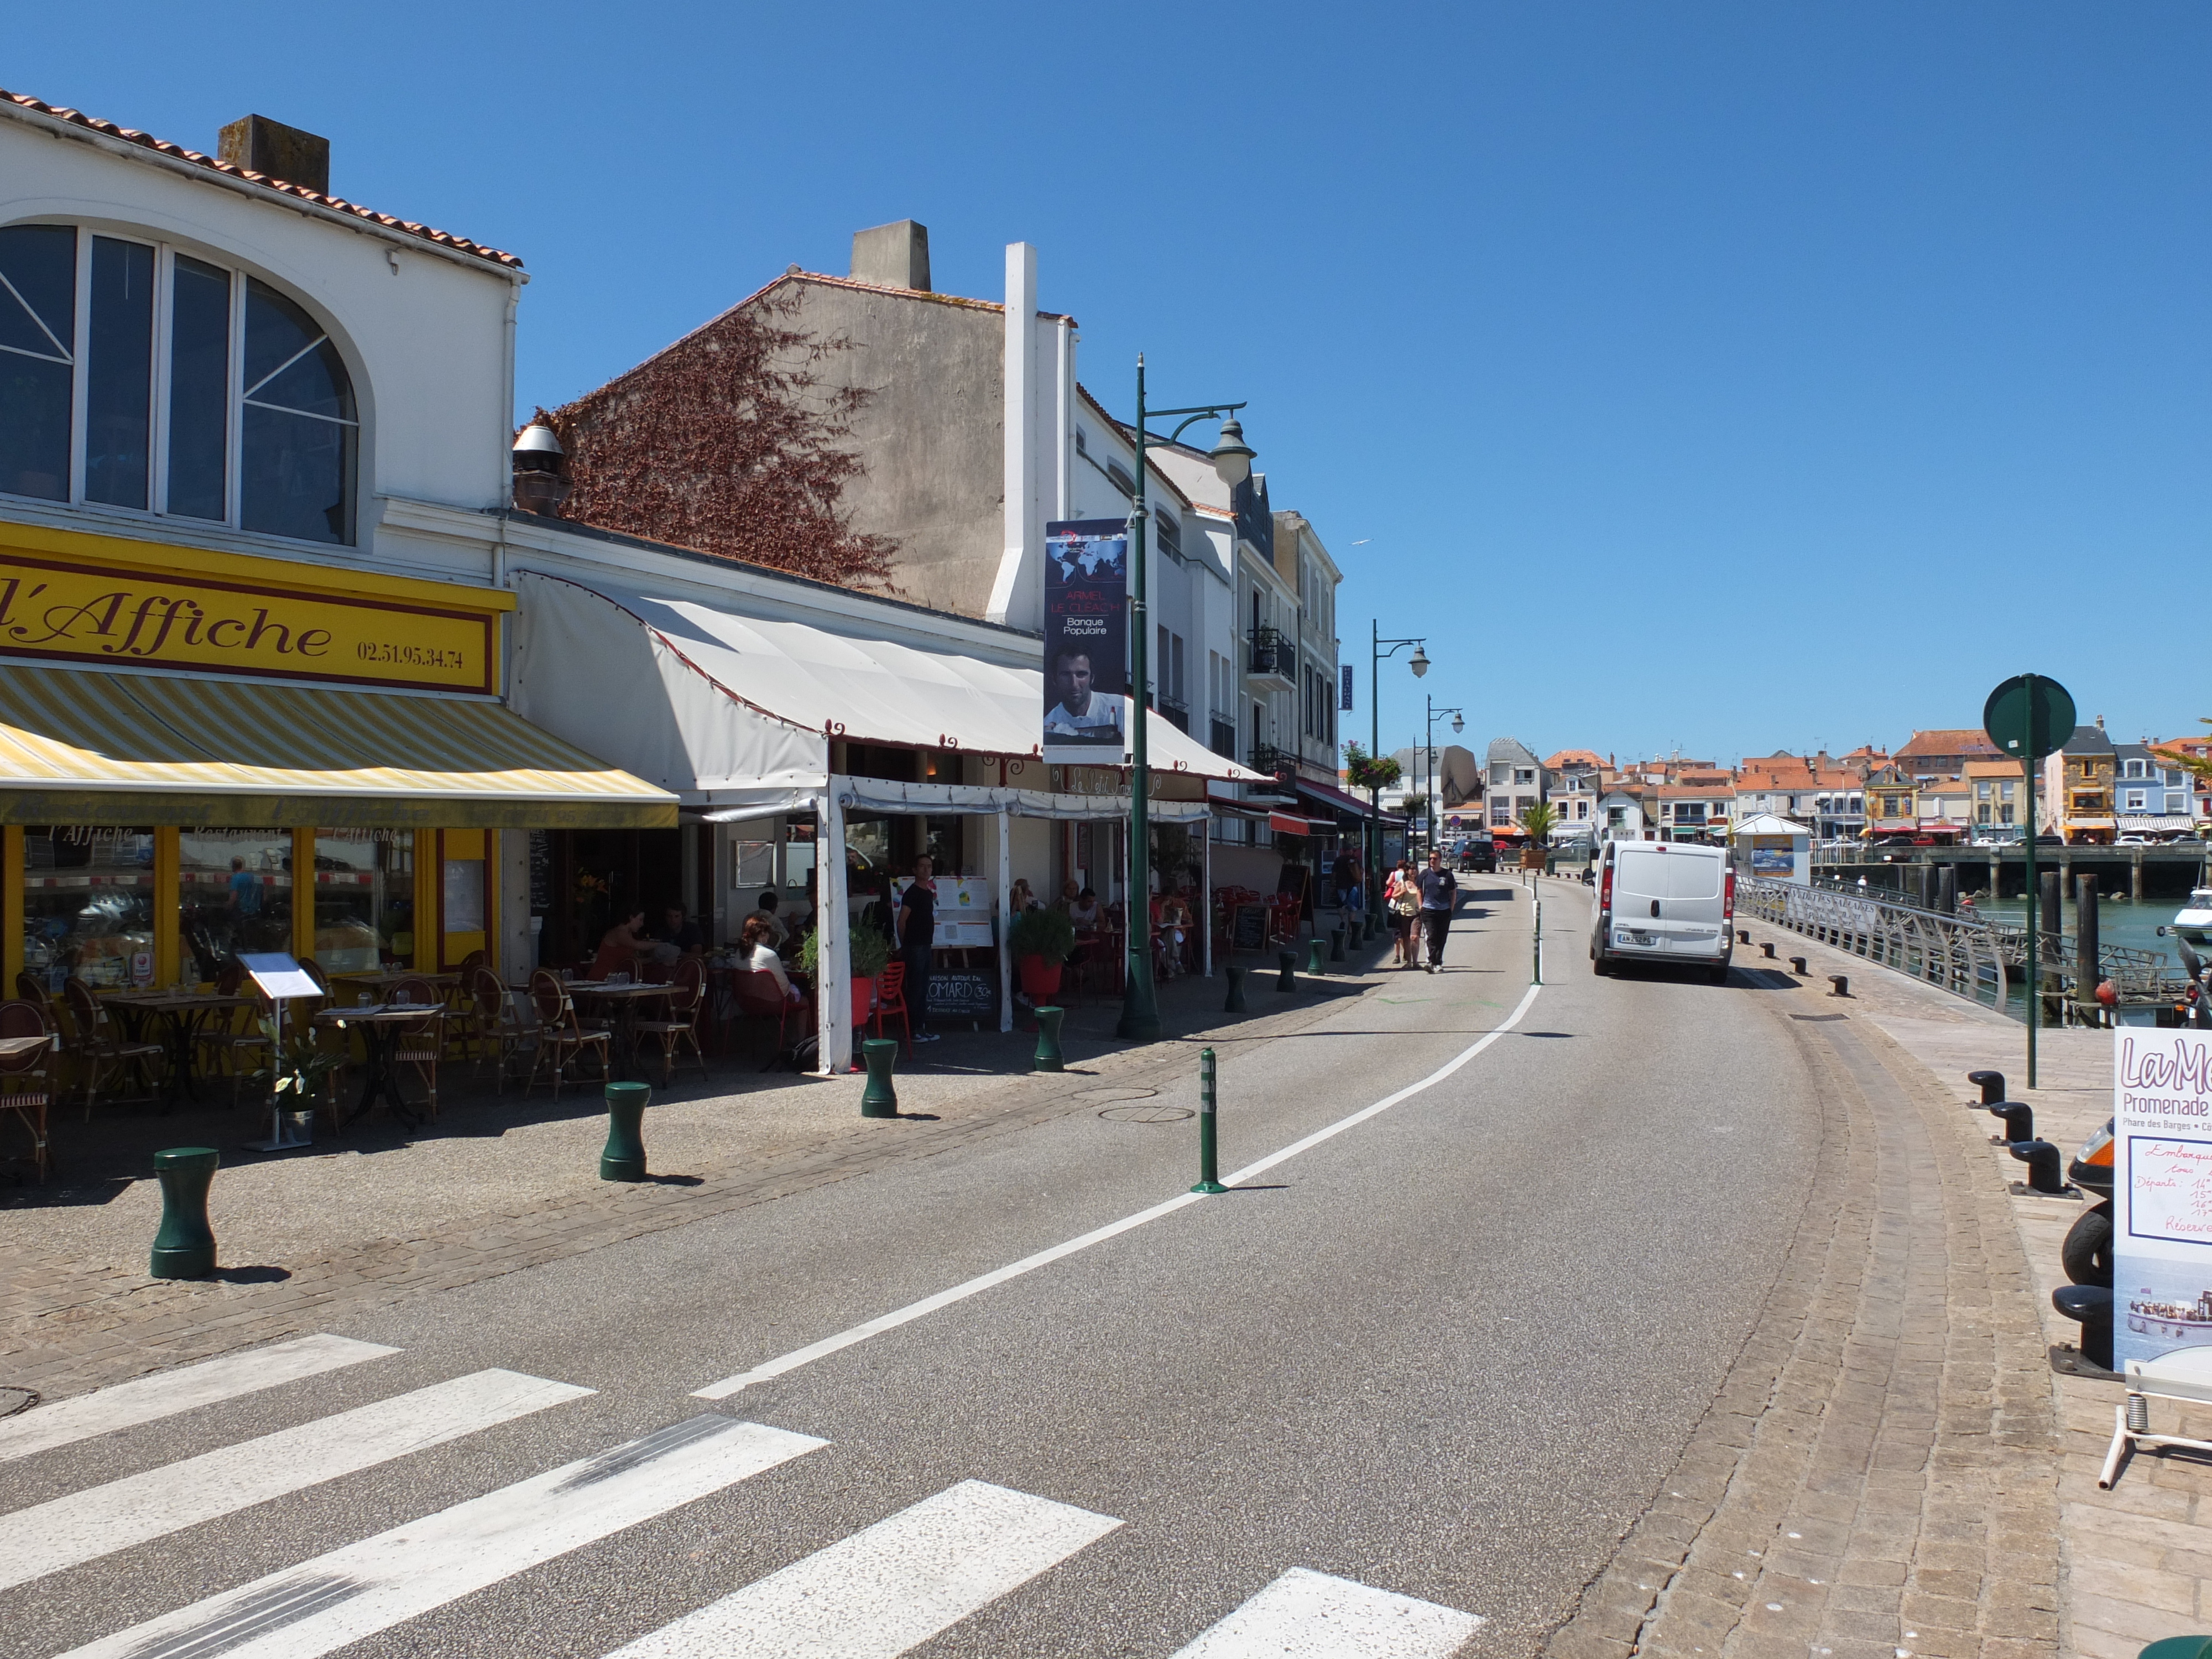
[1966, 1066, 2109, 1370]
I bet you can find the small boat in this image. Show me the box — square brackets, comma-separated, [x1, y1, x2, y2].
[2171, 886, 2212, 948]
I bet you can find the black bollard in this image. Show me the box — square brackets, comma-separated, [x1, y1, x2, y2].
[2077, 874, 2100, 997]
[1738, 928, 1750, 945]
[2009, 1138, 2072, 1194]
[2052, 1285, 2114, 1370]
[1224, 964, 1246, 1013]
[1329, 926, 1346, 963]
[1760, 941, 1776, 959]
[1967, 1068, 2006, 1106]
[1788, 956, 1807, 975]
[1989, 1100, 2034, 1143]
[1276, 950, 1297, 992]
[1828, 974, 1850, 997]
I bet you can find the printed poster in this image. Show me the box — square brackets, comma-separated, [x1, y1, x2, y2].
[1042, 519, 1129, 764]
[2115, 1030, 2212, 1368]
[1749, 836, 1796, 877]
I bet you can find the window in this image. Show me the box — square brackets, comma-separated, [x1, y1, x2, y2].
[2125, 790, 2148, 812]
[0, 223, 357, 542]
[2000, 804, 2014, 825]
[2125, 759, 2146, 779]
[1976, 804, 1991, 824]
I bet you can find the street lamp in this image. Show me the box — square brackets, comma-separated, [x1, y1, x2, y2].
[1425, 699, 1465, 855]
[1370, 625, 1429, 922]
[1119, 355, 1251, 1042]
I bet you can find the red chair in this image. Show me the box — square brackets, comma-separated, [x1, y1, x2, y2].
[872, 960, 912, 1051]
[729, 969, 809, 1055]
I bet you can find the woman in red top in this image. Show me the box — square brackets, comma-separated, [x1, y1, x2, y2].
[591, 908, 651, 980]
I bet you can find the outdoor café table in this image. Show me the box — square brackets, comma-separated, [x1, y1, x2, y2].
[103, 990, 254, 1104]
[569, 980, 675, 1082]
[328, 969, 460, 996]
[314, 1004, 441, 1130]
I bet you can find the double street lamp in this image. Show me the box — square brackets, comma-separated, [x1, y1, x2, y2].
[1119, 354, 1255, 1042]
[1369, 626, 1429, 920]
[1424, 699, 1465, 854]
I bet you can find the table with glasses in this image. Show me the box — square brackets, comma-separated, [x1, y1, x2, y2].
[313, 1004, 442, 1129]
[104, 990, 255, 1104]
[569, 980, 675, 1082]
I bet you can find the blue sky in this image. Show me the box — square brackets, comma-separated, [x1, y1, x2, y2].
[13, 2, 2206, 763]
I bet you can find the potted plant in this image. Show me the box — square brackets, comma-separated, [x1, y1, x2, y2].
[801, 921, 894, 1021]
[1518, 802, 1558, 870]
[249, 1025, 347, 1144]
[1009, 906, 1076, 1000]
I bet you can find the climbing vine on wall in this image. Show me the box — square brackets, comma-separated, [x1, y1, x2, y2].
[541, 290, 896, 589]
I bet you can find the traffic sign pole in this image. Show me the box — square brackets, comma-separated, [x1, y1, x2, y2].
[1984, 671, 2075, 1093]
[2023, 675, 2038, 1090]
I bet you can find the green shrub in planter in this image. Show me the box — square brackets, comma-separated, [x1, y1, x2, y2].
[801, 922, 893, 978]
[1009, 906, 1076, 967]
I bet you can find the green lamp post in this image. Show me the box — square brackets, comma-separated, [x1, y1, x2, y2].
[1118, 356, 1254, 1042]
[1369, 625, 1428, 920]
[1425, 700, 1465, 855]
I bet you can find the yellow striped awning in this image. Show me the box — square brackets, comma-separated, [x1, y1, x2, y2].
[0, 665, 677, 828]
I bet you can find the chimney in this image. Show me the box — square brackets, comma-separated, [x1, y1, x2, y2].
[850, 220, 931, 291]
[217, 114, 330, 195]
[2096, 714, 2106, 732]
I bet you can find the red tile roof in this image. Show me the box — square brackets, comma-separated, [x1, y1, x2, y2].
[1896, 728, 1999, 759]
[0, 88, 524, 270]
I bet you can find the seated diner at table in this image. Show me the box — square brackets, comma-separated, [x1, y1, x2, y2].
[747, 890, 789, 947]
[591, 909, 652, 980]
[743, 916, 805, 1004]
[651, 904, 703, 961]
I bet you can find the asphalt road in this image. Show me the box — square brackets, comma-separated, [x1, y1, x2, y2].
[1, 878, 1823, 1659]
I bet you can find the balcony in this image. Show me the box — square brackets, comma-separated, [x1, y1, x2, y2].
[1156, 691, 1190, 734]
[1210, 717, 1238, 760]
[1245, 625, 1296, 686]
[1249, 742, 1295, 781]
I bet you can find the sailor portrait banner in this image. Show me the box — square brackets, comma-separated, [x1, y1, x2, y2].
[2114, 1029, 2212, 1368]
[1042, 519, 1130, 764]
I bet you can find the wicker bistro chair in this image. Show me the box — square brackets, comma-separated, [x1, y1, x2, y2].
[61, 978, 161, 1120]
[383, 977, 445, 1120]
[467, 967, 536, 1092]
[525, 969, 611, 1099]
[633, 958, 709, 1086]
[196, 985, 275, 1106]
[0, 999, 56, 1182]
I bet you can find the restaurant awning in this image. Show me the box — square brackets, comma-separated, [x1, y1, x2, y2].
[1296, 776, 1389, 821]
[509, 572, 1268, 801]
[0, 664, 677, 828]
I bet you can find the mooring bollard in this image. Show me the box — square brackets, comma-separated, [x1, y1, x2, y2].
[1307, 938, 1326, 975]
[1760, 941, 1776, 959]
[1828, 974, 1850, 997]
[1329, 926, 1347, 963]
[1192, 1047, 1227, 1194]
[599, 1082, 650, 1180]
[1276, 950, 1297, 991]
[859, 1037, 900, 1115]
[1032, 1006, 1066, 1073]
[1967, 1068, 2007, 1106]
[150, 1147, 218, 1280]
[2010, 1137, 2074, 1195]
[1789, 956, 1807, 975]
[2052, 1284, 2114, 1370]
[1989, 1100, 2034, 1144]
[1223, 964, 1246, 1013]
[1738, 928, 1751, 945]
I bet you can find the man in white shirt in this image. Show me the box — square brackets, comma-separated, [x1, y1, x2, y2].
[1045, 649, 1124, 744]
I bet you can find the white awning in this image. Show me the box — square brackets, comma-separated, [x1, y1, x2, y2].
[510, 572, 1265, 804]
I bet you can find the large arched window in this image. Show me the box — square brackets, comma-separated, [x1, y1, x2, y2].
[0, 223, 357, 545]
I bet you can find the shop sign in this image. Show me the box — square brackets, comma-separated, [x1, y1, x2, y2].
[1042, 519, 1129, 764]
[2115, 1030, 2212, 1369]
[1749, 836, 1797, 876]
[0, 548, 498, 693]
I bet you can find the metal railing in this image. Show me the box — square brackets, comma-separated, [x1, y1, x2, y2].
[1209, 718, 1238, 760]
[1249, 742, 1293, 779]
[1736, 877, 2006, 1008]
[1246, 625, 1295, 680]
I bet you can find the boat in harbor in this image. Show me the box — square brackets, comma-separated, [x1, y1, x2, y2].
[2170, 887, 2212, 949]
[2129, 1287, 2212, 1340]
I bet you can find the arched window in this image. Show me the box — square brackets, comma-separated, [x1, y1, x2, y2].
[0, 223, 357, 545]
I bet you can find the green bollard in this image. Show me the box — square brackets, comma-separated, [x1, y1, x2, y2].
[150, 1147, 218, 1279]
[1276, 951, 1297, 992]
[1033, 1006, 1066, 1072]
[1223, 964, 1247, 1013]
[2138, 1641, 2212, 1659]
[600, 1081, 650, 1181]
[1192, 1047, 1227, 1193]
[1329, 926, 1347, 963]
[859, 1039, 900, 1116]
[1307, 938, 1326, 975]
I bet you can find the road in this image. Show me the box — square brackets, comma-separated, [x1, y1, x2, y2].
[1, 878, 1824, 1659]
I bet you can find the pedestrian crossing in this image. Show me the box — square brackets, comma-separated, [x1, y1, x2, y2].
[9, 1333, 1484, 1658]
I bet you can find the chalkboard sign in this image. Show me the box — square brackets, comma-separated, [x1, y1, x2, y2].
[926, 968, 999, 1023]
[1229, 904, 1267, 952]
[528, 830, 552, 914]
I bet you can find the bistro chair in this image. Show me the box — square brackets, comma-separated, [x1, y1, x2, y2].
[467, 966, 535, 1091]
[728, 969, 808, 1058]
[14, 974, 61, 1038]
[62, 978, 161, 1121]
[633, 957, 709, 1086]
[197, 984, 275, 1107]
[296, 958, 333, 998]
[526, 969, 610, 1099]
[871, 959, 914, 1052]
[0, 999, 56, 1184]
[384, 977, 444, 1120]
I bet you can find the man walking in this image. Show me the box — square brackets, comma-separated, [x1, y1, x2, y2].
[895, 854, 940, 1042]
[1417, 847, 1457, 973]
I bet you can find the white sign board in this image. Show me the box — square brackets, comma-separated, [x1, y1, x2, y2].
[239, 952, 322, 1002]
[2114, 1030, 2212, 1368]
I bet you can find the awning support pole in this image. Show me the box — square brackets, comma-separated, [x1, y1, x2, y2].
[1202, 813, 1213, 978]
[997, 808, 1014, 1033]
[817, 785, 850, 1076]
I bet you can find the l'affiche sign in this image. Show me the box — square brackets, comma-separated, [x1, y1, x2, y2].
[0, 531, 505, 693]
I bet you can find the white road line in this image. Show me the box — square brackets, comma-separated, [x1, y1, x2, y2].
[1168, 1567, 1483, 1657]
[0, 1333, 396, 1464]
[55, 1414, 826, 1659]
[606, 1478, 1120, 1657]
[692, 980, 1544, 1400]
[0, 1368, 590, 1592]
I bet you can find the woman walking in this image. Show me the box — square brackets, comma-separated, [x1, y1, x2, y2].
[1384, 856, 1421, 968]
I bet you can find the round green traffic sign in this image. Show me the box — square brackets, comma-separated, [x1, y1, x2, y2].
[1983, 674, 2077, 764]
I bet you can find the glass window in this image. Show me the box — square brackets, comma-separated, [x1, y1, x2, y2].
[166, 254, 231, 522]
[0, 223, 76, 502]
[178, 828, 294, 977]
[311, 832, 413, 974]
[22, 827, 156, 990]
[85, 237, 155, 509]
[242, 279, 357, 544]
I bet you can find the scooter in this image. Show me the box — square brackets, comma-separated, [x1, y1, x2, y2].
[2063, 1119, 2114, 1288]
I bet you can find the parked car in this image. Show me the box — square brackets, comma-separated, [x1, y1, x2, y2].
[1457, 840, 1496, 873]
[1590, 839, 1734, 984]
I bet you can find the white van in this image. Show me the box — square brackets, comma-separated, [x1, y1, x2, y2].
[1590, 840, 1735, 983]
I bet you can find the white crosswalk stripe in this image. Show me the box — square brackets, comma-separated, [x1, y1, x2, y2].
[1167, 1567, 1483, 1657]
[604, 1478, 1121, 1657]
[54, 1413, 827, 1659]
[0, 1334, 396, 1464]
[0, 1367, 591, 1592]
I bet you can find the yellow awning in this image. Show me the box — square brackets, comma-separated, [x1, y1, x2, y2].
[0, 665, 677, 828]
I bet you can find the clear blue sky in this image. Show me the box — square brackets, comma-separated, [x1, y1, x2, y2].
[13, 3, 2206, 764]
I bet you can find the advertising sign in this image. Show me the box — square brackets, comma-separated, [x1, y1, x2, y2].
[1042, 519, 1129, 763]
[2114, 1030, 2212, 1368]
[1750, 837, 1796, 877]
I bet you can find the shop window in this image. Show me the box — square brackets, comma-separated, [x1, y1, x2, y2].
[0, 222, 357, 544]
[312, 832, 413, 974]
[178, 829, 294, 977]
[22, 827, 155, 990]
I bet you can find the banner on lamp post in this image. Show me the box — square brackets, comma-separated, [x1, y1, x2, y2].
[2114, 1028, 2212, 1369]
[1042, 519, 1131, 764]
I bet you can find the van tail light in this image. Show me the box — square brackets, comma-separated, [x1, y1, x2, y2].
[1724, 867, 1736, 921]
[1599, 858, 1614, 913]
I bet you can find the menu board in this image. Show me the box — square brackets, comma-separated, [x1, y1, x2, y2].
[926, 968, 999, 1023]
[2115, 1031, 2212, 1368]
